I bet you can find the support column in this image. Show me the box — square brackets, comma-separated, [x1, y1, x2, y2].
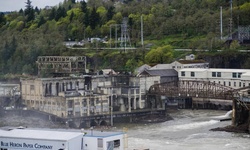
[139, 88, 142, 109]
[73, 81, 76, 90]
[51, 82, 56, 96]
[64, 82, 67, 91]
[87, 98, 90, 116]
[80, 98, 83, 117]
[42, 83, 46, 97]
[133, 89, 136, 110]
[128, 89, 131, 112]
[248, 111, 250, 134]
[101, 96, 103, 114]
[94, 99, 96, 114]
[119, 98, 126, 112]
[59, 83, 63, 93]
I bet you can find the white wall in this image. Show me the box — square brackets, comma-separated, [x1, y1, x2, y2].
[68, 135, 83, 150]
[83, 137, 98, 150]
[103, 134, 124, 150]
[179, 68, 250, 89]
[83, 133, 124, 150]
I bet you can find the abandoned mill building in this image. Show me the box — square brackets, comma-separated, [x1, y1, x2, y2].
[20, 74, 174, 119]
[19, 56, 180, 124]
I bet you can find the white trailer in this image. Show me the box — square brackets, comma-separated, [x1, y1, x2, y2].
[0, 129, 84, 150]
[83, 130, 126, 150]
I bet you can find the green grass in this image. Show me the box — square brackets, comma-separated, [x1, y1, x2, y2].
[145, 34, 207, 49]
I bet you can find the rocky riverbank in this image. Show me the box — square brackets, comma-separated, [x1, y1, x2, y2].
[210, 123, 249, 134]
[133, 113, 173, 124]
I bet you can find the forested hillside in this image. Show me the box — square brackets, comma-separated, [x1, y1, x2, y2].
[0, 0, 250, 78]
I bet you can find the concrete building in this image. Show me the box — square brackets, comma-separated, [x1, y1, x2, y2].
[178, 68, 250, 89]
[92, 75, 144, 112]
[36, 56, 87, 76]
[0, 83, 20, 109]
[137, 69, 178, 83]
[0, 83, 20, 97]
[150, 60, 209, 71]
[20, 77, 110, 118]
[0, 128, 126, 150]
[136, 56, 209, 76]
[20, 74, 159, 120]
[135, 64, 151, 75]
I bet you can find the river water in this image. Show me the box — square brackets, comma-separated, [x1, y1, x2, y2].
[115, 110, 250, 150]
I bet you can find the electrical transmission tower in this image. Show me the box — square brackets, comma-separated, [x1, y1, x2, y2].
[120, 18, 131, 52]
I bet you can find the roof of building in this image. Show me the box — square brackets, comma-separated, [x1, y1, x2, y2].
[209, 68, 250, 72]
[140, 69, 178, 77]
[180, 68, 250, 73]
[0, 129, 84, 141]
[177, 59, 208, 64]
[101, 69, 117, 75]
[135, 64, 151, 74]
[84, 130, 124, 138]
[179, 68, 208, 72]
[149, 64, 170, 70]
[0, 127, 124, 140]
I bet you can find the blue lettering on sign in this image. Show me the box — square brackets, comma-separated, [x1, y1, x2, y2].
[0, 141, 53, 149]
[23, 143, 34, 148]
[35, 143, 53, 149]
[1, 141, 8, 146]
[10, 142, 22, 147]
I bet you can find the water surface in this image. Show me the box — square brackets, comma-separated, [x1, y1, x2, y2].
[115, 110, 250, 150]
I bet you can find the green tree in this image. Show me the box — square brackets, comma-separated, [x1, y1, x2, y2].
[19, 9, 24, 14]
[38, 16, 46, 27]
[80, 0, 89, 26]
[89, 7, 100, 29]
[49, 7, 56, 20]
[107, 6, 115, 21]
[69, 12, 74, 22]
[230, 40, 240, 50]
[239, 2, 250, 25]
[145, 45, 173, 64]
[24, 0, 35, 22]
[125, 58, 140, 73]
[55, 6, 66, 21]
[97, 6, 107, 24]
[0, 13, 6, 27]
[80, 0, 88, 13]
[34, 6, 40, 14]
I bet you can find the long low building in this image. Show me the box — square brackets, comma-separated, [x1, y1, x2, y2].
[0, 128, 126, 150]
[178, 68, 250, 89]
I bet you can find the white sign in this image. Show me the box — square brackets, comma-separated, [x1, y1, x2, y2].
[1, 141, 53, 149]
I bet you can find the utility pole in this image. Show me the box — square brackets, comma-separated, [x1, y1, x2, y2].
[229, 0, 233, 40]
[141, 15, 144, 47]
[115, 25, 118, 48]
[110, 88, 113, 126]
[110, 24, 120, 49]
[110, 25, 112, 48]
[220, 6, 223, 40]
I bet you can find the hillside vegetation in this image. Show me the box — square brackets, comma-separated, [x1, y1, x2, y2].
[0, 0, 250, 78]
